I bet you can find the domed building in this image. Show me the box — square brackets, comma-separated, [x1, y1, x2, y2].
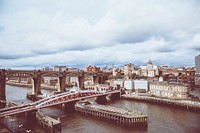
[139, 59, 159, 78]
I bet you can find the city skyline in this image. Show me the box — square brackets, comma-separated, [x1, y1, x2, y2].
[0, 0, 200, 69]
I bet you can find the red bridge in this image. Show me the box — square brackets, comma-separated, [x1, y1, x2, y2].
[0, 90, 120, 118]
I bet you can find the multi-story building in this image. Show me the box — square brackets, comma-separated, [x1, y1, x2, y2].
[83, 65, 101, 73]
[134, 80, 148, 93]
[43, 77, 58, 86]
[112, 67, 122, 77]
[85, 84, 110, 92]
[54, 66, 67, 71]
[195, 55, 200, 87]
[124, 63, 135, 79]
[139, 59, 159, 78]
[149, 81, 189, 99]
[101, 67, 113, 73]
[195, 55, 200, 73]
[41, 67, 53, 71]
[114, 79, 124, 88]
[160, 66, 195, 89]
[67, 68, 80, 72]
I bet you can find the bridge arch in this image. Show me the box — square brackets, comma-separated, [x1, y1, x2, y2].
[6, 71, 35, 78]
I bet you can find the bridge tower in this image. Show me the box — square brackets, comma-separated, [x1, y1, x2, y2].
[32, 70, 42, 95]
[0, 69, 6, 102]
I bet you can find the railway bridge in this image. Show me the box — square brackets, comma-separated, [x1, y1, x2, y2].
[0, 69, 111, 103]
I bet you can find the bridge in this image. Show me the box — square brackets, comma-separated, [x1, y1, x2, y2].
[0, 69, 111, 102]
[0, 90, 120, 118]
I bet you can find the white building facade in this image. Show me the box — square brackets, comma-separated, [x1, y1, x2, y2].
[139, 59, 159, 78]
[134, 80, 148, 93]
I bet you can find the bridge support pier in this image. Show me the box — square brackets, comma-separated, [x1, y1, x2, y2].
[26, 111, 37, 123]
[96, 96, 107, 104]
[78, 71, 84, 90]
[58, 76, 66, 92]
[64, 101, 77, 113]
[0, 69, 6, 108]
[32, 78, 42, 95]
[110, 93, 121, 100]
[27, 71, 42, 100]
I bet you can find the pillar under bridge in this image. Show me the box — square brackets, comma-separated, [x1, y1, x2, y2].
[32, 71, 42, 95]
[0, 69, 6, 107]
[78, 71, 85, 90]
[58, 76, 66, 92]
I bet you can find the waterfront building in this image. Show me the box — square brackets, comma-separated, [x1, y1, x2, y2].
[113, 79, 124, 88]
[160, 66, 195, 89]
[134, 80, 148, 93]
[139, 59, 159, 78]
[124, 63, 135, 79]
[85, 83, 110, 92]
[124, 80, 134, 94]
[149, 81, 189, 99]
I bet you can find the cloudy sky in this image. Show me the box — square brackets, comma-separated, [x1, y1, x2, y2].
[0, 0, 200, 69]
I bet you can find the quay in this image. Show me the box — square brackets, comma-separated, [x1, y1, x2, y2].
[122, 94, 200, 112]
[36, 110, 61, 133]
[75, 101, 148, 126]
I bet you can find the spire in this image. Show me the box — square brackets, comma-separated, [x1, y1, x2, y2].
[148, 59, 152, 65]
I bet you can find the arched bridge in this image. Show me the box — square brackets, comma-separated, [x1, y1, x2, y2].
[0, 69, 111, 102]
[0, 90, 120, 118]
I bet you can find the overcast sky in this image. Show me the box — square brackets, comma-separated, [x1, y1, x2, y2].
[0, 0, 200, 69]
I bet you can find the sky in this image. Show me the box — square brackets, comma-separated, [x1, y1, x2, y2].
[0, 0, 200, 69]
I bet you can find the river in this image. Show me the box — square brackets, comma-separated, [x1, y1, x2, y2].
[3, 85, 200, 133]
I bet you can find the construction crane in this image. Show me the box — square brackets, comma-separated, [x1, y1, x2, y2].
[112, 56, 117, 68]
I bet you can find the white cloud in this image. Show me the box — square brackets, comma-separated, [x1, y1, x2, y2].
[0, 0, 200, 69]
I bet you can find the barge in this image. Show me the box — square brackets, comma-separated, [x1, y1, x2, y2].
[75, 101, 148, 126]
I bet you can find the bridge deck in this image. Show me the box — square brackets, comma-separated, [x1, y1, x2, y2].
[0, 90, 120, 118]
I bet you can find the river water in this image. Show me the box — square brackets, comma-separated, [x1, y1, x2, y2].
[3, 85, 200, 133]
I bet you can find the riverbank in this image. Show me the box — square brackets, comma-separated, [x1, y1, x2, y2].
[6, 82, 57, 91]
[121, 94, 200, 112]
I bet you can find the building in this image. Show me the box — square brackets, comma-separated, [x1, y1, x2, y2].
[160, 66, 195, 89]
[124, 80, 134, 94]
[124, 63, 135, 79]
[195, 55, 200, 73]
[134, 80, 148, 93]
[67, 68, 80, 72]
[41, 67, 53, 71]
[83, 65, 101, 73]
[149, 81, 189, 99]
[101, 67, 113, 73]
[85, 84, 110, 92]
[112, 67, 122, 77]
[114, 79, 124, 88]
[54, 66, 67, 71]
[195, 55, 200, 87]
[139, 59, 159, 78]
[43, 77, 58, 86]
